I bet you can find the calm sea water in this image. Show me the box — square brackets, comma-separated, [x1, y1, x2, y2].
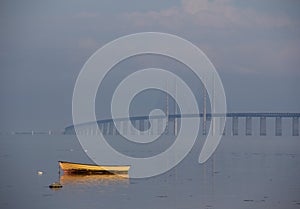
[1, 133, 300, 209]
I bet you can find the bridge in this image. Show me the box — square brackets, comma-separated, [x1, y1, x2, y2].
[64, 112, 300, 136]
[65, 75, 300, 137]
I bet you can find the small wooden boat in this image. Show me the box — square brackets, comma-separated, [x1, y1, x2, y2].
[59, 161, 130, 174]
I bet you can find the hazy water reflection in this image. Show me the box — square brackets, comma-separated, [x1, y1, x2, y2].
[60, 174, 129, 186]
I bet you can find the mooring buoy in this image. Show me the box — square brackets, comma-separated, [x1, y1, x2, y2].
[49, 182, 63, 189]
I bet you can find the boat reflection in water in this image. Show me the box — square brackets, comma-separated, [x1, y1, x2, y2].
[60, 173, 129, 186]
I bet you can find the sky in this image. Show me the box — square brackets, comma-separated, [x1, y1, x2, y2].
[0, 0, 300, 131]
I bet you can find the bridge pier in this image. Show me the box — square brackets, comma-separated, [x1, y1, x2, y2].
[86, 127, 90, 135]
[292, 117, 299, 136]
[77, 127, 82, 135]
[83, 127, 87, 135]
[149, 119, 154, 135]
[88, 127, 92, 135]
[102, 123, 106, 135]
[260, 117, 267, 136]
[130, 120, 136, 135]
[164, 118, 169, 135]
[140, 119, 145, 134]
[138, 119, 142, 134]
[157, 119, 164, 135]
[90, 127, 94, 135]
[106, 122, 112, 135]
[144, 119, 149, 135]
[157, 119, 162, 135]
[141, 120, 145, 135]
[117, 121, 122, 135]
[81, 128, 85, 135]
[139, 120, 144, 135]
[99, 123, 104, 135]
[92, 127, 96, 135]
[275, 117, 282, 136]
[137, 120, 141, 134]
[112, 122, 117, 135]
[75, 128, 80, 135]
[232, 116, 238, 136]
[122, 121, 127, 135]
[145, 120, 150, 135]
[109, 122, 114, 135]
[219, 116, 226, 135]
[96, 127, 100, 135]
[174, 117, 178, 136]
[246, 117, 252, 136]
[202, 118, 207, 135]
[105, 122, 109, 135]
[102, 123, 107, 135]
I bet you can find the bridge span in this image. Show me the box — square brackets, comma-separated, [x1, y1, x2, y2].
[64, 113, 300, 136]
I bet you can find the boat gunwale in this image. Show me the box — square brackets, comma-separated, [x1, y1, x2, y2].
[58, 161, 131, 167]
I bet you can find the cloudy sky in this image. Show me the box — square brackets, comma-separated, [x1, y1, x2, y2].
[1, 0, 300, 131]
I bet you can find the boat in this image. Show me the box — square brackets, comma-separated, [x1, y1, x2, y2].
[59, 161, 130, 174]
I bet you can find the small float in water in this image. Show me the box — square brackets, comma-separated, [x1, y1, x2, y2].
[49, 182, 63, 189]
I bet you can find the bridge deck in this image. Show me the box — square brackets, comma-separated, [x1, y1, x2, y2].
[66, 113, 300, 130]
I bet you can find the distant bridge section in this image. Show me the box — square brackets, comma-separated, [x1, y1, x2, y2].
[64, 113, 300, 137]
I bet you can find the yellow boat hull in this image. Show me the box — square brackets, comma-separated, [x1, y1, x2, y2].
[59, 161, 130, 174]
